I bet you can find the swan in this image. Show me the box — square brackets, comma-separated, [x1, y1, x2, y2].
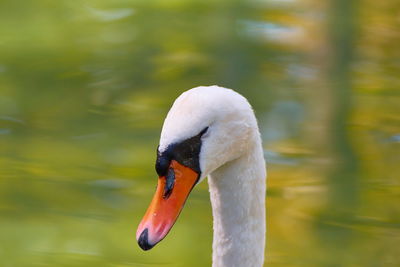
[136, 85, 266, 267]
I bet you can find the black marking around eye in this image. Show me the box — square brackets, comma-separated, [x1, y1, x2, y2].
[155, 147, 170, 177]
[155, 127, 209, 177]
[199, 126, 208, 136]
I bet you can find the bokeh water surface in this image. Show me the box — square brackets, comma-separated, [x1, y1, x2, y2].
[1, 0, 399, 266]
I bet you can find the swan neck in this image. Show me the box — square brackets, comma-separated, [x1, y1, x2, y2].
[208, 143, 266, 267]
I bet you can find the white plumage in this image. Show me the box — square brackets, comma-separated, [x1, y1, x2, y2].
[159, 86, 267, 267]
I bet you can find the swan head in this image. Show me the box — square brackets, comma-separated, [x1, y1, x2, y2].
[136, 85, 258, 250]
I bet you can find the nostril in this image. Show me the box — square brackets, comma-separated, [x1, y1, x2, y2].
[163, 168, 175, 199]
[137, 228, 154, 251]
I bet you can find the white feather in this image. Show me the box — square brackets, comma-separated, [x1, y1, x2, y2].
[159, 85, 267, 267]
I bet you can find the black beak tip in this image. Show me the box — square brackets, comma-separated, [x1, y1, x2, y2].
[138, 228, 154, 251]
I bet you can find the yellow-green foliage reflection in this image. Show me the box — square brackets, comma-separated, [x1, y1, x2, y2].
[0, 0, 399, 266]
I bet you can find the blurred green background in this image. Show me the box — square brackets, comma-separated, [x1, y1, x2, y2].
[0, 0, 399, 266]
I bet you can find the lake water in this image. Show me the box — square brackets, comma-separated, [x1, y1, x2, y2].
[0, 0, 399, 266]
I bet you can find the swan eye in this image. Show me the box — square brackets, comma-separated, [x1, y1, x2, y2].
[156, 126, 209, 177]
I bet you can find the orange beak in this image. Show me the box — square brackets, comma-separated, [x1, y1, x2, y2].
[136, 160, 199, 250]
